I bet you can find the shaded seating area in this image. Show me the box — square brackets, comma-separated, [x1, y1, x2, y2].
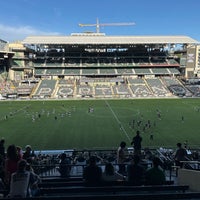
[186, 85, 200, 96]
[168, 59, 179, 66]
[35, 68, 46, 76]
[2, 147, 200, 199]
[167, 68, 180, 75]
[63, 68, 80, 75]
[133, 68, 152, 75]
[99, 68, 116, 75]
[151, 68, 170, 75]
[116, 68, 134, 75]
[81, 68, 98, 76]
[46, 68, 63, 75]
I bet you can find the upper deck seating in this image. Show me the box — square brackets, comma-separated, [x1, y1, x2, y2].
[151, 68, 170, 75]
[63, 68, 80, 75]
[167, 68, 180, 75]
[46, 69, 63, 75]
[99, 68, 116, 75]
[35, 68, 46, 75]
[116, 68, 134, 75]
[81, 68, 98, 76]
[133, 68, 152, 75]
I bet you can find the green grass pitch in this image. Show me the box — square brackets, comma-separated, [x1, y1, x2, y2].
[0, 98, 199, 151]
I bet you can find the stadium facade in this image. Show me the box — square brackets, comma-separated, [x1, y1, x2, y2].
[0, 33, 200, 99]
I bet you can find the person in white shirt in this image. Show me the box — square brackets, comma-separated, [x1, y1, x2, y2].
[9, 159, 40, 198]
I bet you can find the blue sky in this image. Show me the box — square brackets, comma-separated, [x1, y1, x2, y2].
[0, 0, 199, 42]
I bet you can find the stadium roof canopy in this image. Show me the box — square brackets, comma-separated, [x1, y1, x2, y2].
[22, 34, 198, 45]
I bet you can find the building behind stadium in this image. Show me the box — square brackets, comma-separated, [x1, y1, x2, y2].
[0, 32, 200, 99]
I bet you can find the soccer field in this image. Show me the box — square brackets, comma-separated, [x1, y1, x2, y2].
[0, 98, 200, 151]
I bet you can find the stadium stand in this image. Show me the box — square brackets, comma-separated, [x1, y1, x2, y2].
[82, 68, 98, 76]
[95, 85, 113, 97]
[0, 34, 199, 99]
[0, 147, 199, 199]
[145, 78, 169, 97]
[32, 80, 57, 98]
[112, 84, 132, 97]
[45, 68, 63, 76]
[116, 68, 134, 75]
[133, 68, 152, 75]
[63, 68, 80, 76]
[56, 86, 75, 98]
[76, 85, 93, 97]
[35, 68, 46, 76]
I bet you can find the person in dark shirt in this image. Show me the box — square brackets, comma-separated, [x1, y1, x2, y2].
[23, 145, 36, 164]
[0, 138, 5, 159]
[127, 154, 145, 185]
[145, 157, 165, 185]
[131, 131, 142, 156]
[174, 142, 188, 168]
[83, 156, 102, 186]
[58, 153, 71, 178]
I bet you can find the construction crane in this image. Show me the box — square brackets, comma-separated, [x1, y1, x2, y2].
[79, 18, 135, 33]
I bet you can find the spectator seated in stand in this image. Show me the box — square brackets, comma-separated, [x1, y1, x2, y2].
[23, 145, 36, 164]
[9, 159, 40, 198]
[83, 156, 102, 186]
[57, 153, 71, 178]
[145, 156, 166, 185]
[102, 162, 124, 182]
[127, 154, 145, 186]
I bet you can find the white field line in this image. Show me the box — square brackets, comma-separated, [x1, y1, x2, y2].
[105, 100, 131, 142]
